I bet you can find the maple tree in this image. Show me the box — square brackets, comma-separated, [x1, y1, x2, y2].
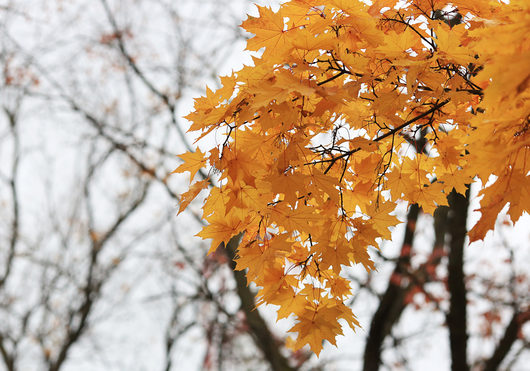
[175, 0, 529, 356]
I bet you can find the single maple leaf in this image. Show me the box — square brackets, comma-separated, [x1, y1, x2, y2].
[241, 6, 293, 57]
[173, 149, 206, 183]
[366, 201, 400, 240]
[177, 178, 209, 215]
[288, 300, 344, 355]
[197, 210, 249, 254]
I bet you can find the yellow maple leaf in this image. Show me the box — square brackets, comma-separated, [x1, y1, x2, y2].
[177, 178, 209, 215]
[241, 6, 294, 58]
[365, 201, 400, 240]
[173, 149, 206, 183]
[288, 299, 350, 355]
[407, 181, 449, 215]
[197, 210, 250, 254]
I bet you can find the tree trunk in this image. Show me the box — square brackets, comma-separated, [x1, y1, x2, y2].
[446, 189, 470, 371]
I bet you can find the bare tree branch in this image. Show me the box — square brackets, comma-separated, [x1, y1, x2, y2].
[224, 235, 297, 371]
[483, 309, 530, 371]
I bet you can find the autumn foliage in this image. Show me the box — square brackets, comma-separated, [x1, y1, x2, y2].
[174, 0, 529, 355]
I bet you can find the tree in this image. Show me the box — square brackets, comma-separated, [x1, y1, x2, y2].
[176, 0, 529, 362]
[1, 1, 293, 370]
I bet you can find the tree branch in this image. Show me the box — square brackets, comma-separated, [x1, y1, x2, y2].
[483, 309, 530, 371]
[0, 107, 20, 289]
[224, 235, 297, 371]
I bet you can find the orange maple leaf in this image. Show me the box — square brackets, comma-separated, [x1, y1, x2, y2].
[177, 178, 209, 215]
[173, 149, 206, 183]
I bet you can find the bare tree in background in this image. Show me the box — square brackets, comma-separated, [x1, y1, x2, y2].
[0, 1, 295, 370]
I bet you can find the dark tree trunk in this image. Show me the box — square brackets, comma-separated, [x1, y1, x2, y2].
[446, 189, 470, 371]
[362, 204, 420, 371]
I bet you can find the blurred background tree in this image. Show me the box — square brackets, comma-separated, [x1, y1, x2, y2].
[0, 1, 528, 371]
[0, 0, 291, 369]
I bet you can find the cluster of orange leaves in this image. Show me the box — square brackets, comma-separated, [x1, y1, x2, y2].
[174, 0, 529, 355]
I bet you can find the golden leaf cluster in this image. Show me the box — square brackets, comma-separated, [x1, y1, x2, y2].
[174, 0, 529, 355]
